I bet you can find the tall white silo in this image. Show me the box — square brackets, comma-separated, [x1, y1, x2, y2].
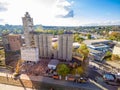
[47, 35, 52, 58]
[62, 35, 67, 60]
[34, 35, 39, 47]
[53, 49, 58, 59]
[22, 12, 34, 47]
[43, 34, 48, 57]
[58, 35, 63, 59]
[39, 34, 43, 58]
[67, 34, 73, 61]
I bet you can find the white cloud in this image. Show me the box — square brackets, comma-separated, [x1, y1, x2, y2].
[54, 0, 74, 18]
[83, 20, 120, 26]
[0, 0, 79, 26]
[0, 0, 119, 26]
[0, 1, 8, 12]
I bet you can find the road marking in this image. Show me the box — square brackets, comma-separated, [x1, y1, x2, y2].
[89, 79, 108, 90]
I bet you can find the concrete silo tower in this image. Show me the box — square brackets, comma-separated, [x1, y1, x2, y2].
[67, 34, 73, 61]
[22, 12, 34, 47]
[58, 35, 63, 60]
[58, 32, 73, 61]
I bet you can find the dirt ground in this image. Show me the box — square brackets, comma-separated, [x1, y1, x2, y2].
[8, 59, 50, 76]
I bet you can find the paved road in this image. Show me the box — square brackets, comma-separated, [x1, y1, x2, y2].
[0, 83, 35, 90]
[88, 66, 119, 90]
[0, 70, 102, 90]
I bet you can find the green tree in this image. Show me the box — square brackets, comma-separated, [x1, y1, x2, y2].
[2, 30, 9, 34]
[52, 42, 58, 50]
[87, 34, 91, 39]
[74, 34, 84, 43]
[0, 50, 5, 66]
[109, 32, 120, 41]
[76, 43, 89, 74]
[57, 64, 70, 77]
[77, 43, 89, 60]
[103, 51, 112, 60]
[105, 51, 112, 56]
[71, 66, 84, 76]
[111, 54, 120, 61]
[58, 30, 64, 35]
[76, 66, 84, 75]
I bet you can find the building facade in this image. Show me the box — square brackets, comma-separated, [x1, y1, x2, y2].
[22, 12, 73, 61]
[113, 43, 120, 58]
[2, 34, 22, 51]
[21, 47, 39, 62]
[8, 35, 22, 51]
[22, 12, 34, 47]
[58, 34, 73, 61]
[2, 34, 10, 51]
[34, 34, 53, 58]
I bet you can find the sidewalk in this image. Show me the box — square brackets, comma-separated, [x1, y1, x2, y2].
[0, 83, 35, 90]
[0, 71, 102, 90]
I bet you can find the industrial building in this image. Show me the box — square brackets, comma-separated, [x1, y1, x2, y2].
[8, 34, 22, 51]
[22, 12, 34, 47]
[113, 43, 120, 58]
[2, 34, 22, 51]
[21, 47, 39, 62]
[21, 12, 73, 62]
[34, 34, 53, 58]
[83, 39, 112, 45]
[58, 33, 73, 61]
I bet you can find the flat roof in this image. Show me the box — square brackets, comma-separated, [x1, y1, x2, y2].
[83, 39, 111, 45]
[89, 48, 102, 54]
[48, 59, 59, 66]
[73, 42, 80, 47]
[89, 44, 109, 49]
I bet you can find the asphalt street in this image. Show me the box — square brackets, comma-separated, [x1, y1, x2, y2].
[88, 66, 119, 90]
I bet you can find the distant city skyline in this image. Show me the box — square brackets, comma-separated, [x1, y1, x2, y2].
[0, 0, 120, 26]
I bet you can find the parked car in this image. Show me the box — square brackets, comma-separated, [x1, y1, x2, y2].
[76, 77, 88, 83]
[67, 77, 75, 82]
[103, 73, 116, 84]
[103, 73, 116, 81]
[52, 75, 59, 80]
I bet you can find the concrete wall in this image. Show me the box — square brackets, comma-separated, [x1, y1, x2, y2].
[22, 12, 34, 47]
[62, 35, 67, 60]
[8, 35, 22, 51]
[38, 34, 53, 58]
[21, 47, 39, 62]
[113, 46, 120, 57]
[67, 34, 73, 61]
[58, 35, 63, 59]
[0, 73, 95, 90]
[58, 34, 73, 61]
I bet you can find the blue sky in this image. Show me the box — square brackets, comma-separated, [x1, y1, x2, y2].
[0, 0, 120, 26]
[73, 0, 120, 22]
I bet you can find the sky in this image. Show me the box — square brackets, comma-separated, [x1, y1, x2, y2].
[0, 0, 120, 26]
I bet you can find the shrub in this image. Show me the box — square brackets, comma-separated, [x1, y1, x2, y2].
[57, 64, 70, 77]
[111, 54, 120, 60]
